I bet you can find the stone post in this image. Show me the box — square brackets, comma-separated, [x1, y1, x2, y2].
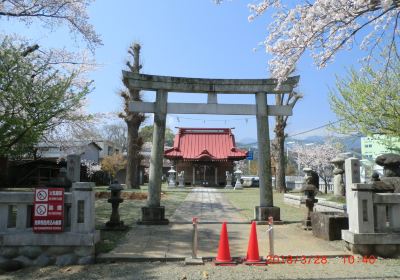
[71, 182, 95, 234]
[331, 157, 345, 196]
[138, 89, 169, 225]
[67, 154, 81, 184]
[255, 92, 280, 221]
[344, 158, 361, 232]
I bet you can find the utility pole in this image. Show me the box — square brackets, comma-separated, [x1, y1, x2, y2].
[248, 148, 251, 174]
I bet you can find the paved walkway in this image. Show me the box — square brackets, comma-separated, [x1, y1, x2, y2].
[171, 188, 246, 223]
[98, 188, 349, 262]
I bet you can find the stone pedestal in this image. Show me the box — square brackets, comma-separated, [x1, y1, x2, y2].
[234, 169, 243, 190]
[304, 196, 318, 230]
[311, 212, 348, 240]
[137, 206, 169, 225]
[234, 179, 243, 190]
[225, 172, 233, 189]
[254, 206, 280, 222]
[178, 178, 184, 188]
[168, 179, 176, 188]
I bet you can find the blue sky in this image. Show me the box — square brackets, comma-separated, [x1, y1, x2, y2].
[1, 1, 366, 142]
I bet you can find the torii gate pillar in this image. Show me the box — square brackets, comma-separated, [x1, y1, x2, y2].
[137, 89, 169, 225]
[255, 92, 280, 221]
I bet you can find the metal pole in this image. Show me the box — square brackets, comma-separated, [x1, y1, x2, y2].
[248, 148, 251, 175]
[192, 217, 198, 258]
[268, 216, 274, 256]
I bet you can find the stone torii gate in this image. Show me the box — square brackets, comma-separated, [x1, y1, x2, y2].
[123, 72, 299, 225]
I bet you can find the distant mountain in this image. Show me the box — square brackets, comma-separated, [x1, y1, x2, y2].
[298, 136, 325, 144]
[237, 135, 361, 156]
[238, 137, 257, 145]
[287, 135, 361, 153]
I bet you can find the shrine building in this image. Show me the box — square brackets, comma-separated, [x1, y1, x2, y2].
[164, 128, 247, 186]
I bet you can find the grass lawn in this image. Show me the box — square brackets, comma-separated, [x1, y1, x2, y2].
[95, 183, 189, 254]
[316, 192, 347, 204]
[222, 188, 307, 223]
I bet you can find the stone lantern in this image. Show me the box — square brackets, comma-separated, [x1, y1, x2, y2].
[331, 157, 345, 196]
[104, 181, 127, 230]
[168, 166, 176, 188]
[375, 153, 400, 192]
[375, 153, 400, 177]
[301, 167, 319, 230]
[234, 169, 243, 190]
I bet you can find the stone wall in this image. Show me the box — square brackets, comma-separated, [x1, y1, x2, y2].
[0, 245, 94, 271]
[283, 194, 305, 207]
[342, 157, 400, 258]
[0, 182, 99, 271]
[283, 193, 345, 213]
[314, 200, 346, 213]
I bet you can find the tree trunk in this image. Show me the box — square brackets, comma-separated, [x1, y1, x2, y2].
[324, 179, 328, 194]
[123, 43, 145, 189]
[125, 119, 142, 189]
[275, 133, 287, 193]
[273, 91, 301, 193]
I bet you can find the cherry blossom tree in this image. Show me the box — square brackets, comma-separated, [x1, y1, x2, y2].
[0, 0, 101, 52]
[291, 141, 344, 193]
[81, 159, 101, 179]
[217, 0, 400, 84]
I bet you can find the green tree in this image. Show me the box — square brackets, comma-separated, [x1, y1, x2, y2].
[0, 38, 91, 157]
[139, 125, 175, 146]
[330, 54, 400, 140]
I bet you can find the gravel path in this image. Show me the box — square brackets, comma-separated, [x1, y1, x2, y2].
[1, 258, 400, 280]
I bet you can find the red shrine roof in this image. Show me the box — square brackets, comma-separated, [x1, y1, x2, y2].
[164, 128, 247, 161]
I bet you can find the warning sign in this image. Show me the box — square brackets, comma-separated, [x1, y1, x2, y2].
[33, 188, 64, 233]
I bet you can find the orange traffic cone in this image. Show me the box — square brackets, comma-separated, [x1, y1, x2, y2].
[214, 222, 236, 265]
[244, 221, 267, 265]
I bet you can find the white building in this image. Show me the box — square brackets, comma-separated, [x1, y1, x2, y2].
[361, 135, 400, 177]
[36, 141, 102, 163]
